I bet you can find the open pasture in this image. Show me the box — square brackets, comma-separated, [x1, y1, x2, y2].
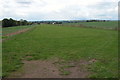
[2, 25, 33, 36]
[2, 22, 118, 78]
[64, 21, 118, 30]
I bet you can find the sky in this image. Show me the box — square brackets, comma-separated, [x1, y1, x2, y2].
[0, 0, 119, 21]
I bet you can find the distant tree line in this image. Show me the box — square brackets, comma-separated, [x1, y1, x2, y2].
[31, 20, 109, 24]
[32, 21, 62, 24]
[2, 18, 109, 27]
[2, 18, 32, 27]
[86, 20, 107, 22]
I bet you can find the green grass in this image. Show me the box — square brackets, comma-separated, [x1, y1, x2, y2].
[0, 27, 2, 36]
[64, 21, 118, 29]
[2, 25, 33, 35]
[2, 24, 118, 78]
[0, 27, 2, 78]
[60, 69, 71, 75]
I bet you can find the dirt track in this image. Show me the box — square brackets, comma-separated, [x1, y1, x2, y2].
[8, 59, 91, 78]
[3, 28, 32, 37]
[2, 27, 35, 42]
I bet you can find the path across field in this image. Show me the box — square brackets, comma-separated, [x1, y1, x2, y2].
[3, 24, 118, 78]
[8, 59, 92, 78]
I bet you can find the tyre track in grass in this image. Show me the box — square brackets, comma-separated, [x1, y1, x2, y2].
[2, 27, 36, 42]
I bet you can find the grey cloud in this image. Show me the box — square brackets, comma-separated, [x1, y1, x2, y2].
[16, 0, 32, 7]
[88, 2, 116, 9]
[16, 0, 32, 4]
[17, 1, 32, 5]
[0, 0, 118, 20]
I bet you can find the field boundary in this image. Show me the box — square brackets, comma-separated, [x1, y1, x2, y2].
[61, 24, 118, 31]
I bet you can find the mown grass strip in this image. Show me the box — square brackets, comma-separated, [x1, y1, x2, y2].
[2, 24, 118, 78]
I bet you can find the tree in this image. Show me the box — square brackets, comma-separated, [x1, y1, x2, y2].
[9, 18, 15, 26]
[2, 18, 33, 27]
[2, 18, 9, 27]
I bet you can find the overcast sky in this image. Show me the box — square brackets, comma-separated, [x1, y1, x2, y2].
[0, 0, 119, 21]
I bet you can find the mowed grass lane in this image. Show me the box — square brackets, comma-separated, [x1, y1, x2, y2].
[3, 24, 118, 78]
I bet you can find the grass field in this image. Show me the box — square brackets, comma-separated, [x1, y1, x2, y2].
[0, 27, 2, 77]
[64, 21, 118, 29]
[2, 23, 118, 78]
[2, 25, 33, 36]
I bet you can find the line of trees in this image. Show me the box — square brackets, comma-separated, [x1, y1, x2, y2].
[86, 20, 107, 22]
[2, 18, 32, 27]
[32, 21, 62, 24]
